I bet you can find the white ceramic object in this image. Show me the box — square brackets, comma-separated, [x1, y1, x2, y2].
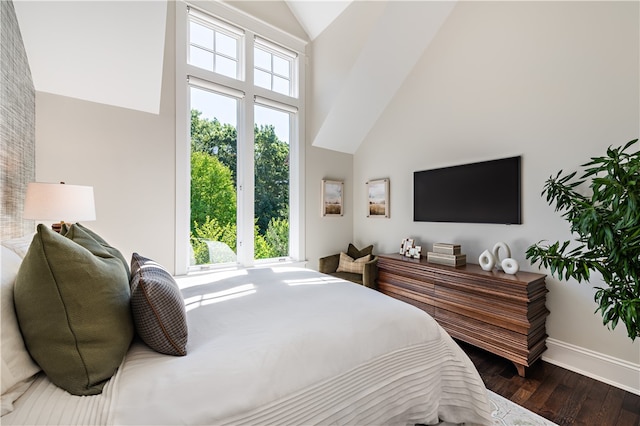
[501, 258, 519, 275]
[492, 242, 511, 270]
[478, 249, 496, 271]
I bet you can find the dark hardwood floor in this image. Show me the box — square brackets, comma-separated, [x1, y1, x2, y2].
[459, 342, 640, 426]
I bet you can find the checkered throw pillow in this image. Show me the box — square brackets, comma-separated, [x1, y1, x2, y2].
[130, 253, 188, 356]
[336, 252, 372, 274]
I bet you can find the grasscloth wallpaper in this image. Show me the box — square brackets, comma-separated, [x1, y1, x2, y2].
[0, 0, 35, 239]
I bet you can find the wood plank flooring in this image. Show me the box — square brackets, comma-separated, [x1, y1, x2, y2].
[458, 342, 640, 425]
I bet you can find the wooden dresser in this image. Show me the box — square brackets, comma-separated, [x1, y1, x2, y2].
[377, 253, 548, 377]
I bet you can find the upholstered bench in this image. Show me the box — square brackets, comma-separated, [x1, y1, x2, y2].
[318, 244, 378, 288]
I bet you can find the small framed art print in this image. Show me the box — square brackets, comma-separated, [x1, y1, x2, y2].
[321, 180, 344, 217]
[366, 178, 389, 218]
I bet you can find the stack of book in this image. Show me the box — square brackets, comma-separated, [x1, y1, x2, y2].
[426, 243, 466, 267]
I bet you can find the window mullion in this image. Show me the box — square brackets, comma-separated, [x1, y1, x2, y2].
[236, 31, 256, 267]
[187, 75, 245, 99]
[271, 54, 275, 94]
[175, 1, 189, 275]
[254, 96, 298, 114]
[186, 65, 243, 94]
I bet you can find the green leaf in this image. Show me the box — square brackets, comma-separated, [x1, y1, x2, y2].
[537, 139, 640, 341]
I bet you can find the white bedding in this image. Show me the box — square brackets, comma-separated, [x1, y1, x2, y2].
[3, 266, 491, 425]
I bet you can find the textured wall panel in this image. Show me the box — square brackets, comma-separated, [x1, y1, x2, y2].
[1, 0, 35, 239]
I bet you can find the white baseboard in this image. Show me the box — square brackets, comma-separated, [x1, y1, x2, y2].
[542, 338, 640, 396]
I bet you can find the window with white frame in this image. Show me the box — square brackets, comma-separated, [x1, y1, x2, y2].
[188, 10, 242, 79]
[254, 38, 295, 96]
[175, 2, 305, 274]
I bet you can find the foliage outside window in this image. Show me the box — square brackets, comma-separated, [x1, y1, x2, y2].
[189, 110, 290, 265]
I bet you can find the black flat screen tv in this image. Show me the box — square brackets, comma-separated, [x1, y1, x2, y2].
[413, 156, 521, 224]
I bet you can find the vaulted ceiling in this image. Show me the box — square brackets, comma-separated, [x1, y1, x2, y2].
[12, 0, 454, 153]
[285, 0, 351, 40]
[13, 0, 168, 114]
[12, 0, 342, 115]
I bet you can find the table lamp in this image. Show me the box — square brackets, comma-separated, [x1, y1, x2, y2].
[23, 182, 96, 232]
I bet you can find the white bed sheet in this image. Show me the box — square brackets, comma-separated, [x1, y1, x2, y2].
[3, 267, 491, 425]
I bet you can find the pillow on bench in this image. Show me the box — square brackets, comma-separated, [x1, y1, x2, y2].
[336, 252, 372, 274]
[347, 243, 373, 260]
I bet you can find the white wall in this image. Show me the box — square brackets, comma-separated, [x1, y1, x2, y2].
[306, 0, 387, 142]
[302, 1, 386, 269]
[304, 146, 353, 270]
[345, 1, 639, 377]
[34, 4, 177, 271]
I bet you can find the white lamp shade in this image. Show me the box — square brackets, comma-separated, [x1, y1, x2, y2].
[24, 182, 96, 222]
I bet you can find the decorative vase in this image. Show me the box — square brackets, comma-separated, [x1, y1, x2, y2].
[501, 258, 519, 275]
[492, 242, 511, 270]
[478, 250, 495, 271]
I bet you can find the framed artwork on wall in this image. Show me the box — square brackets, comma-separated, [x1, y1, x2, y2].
[366, 178, 390, 218]
[321, 179, 344, 217]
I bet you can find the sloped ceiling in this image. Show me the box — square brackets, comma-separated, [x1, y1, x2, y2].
[11, 0, 321, 115]
[13, 0, 167, 114]
[12, 0, 454, 153]
[309, 1, 456, 154]
[285, 0, 351, 40]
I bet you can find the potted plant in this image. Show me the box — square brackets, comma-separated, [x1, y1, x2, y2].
[526, 139, 639, 341]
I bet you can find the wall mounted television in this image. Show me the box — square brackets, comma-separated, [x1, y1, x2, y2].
[413, 156, 522, 224]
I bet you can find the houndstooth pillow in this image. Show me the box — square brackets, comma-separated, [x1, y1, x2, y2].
[336, 252, 372, 274]
[130, 253, 188, 356]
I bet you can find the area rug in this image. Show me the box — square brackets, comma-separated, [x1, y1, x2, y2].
[488, 390, 558, 426]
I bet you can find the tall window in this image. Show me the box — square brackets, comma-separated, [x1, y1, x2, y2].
[176, 3, 305, 273]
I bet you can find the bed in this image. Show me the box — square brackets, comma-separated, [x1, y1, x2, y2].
[1, 227, 492, 426]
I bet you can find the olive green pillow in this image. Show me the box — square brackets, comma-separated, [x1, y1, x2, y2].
[61, 222, 130, 277]
[347, 243, 374, 260]
[14, 224, 133, 396]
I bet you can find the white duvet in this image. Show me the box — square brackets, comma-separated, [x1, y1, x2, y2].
[3, 267, 491, 425]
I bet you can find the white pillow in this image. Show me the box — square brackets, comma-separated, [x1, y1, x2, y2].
[1, 245, 40, 415]
[1, 234, 34, 259]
